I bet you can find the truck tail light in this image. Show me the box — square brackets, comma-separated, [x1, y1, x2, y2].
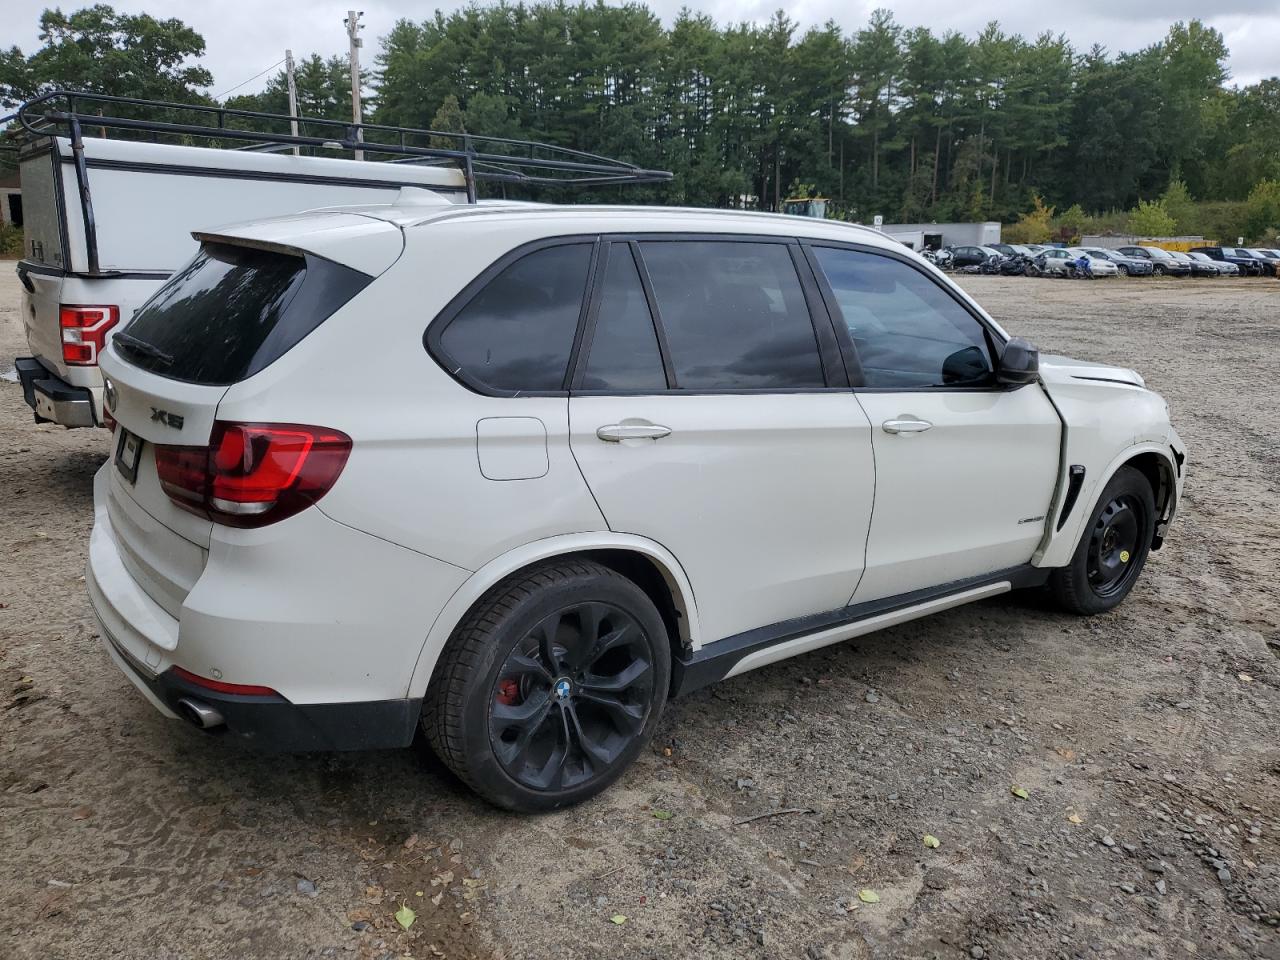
[60, 305, 120, 365]
[154, 422, 352, 528]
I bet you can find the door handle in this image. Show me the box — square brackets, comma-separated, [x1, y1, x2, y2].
[596, 421, 672, 442]
[882, 418, 933, 435]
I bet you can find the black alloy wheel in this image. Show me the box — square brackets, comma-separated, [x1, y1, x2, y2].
[489, 601, 654, 792]
[423, 559, 670, 811]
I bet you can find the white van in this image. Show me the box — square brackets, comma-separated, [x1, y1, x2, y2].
[15, 134, 466, 427]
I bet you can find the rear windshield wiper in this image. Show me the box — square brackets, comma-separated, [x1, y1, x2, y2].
[112, 331, 174, 367]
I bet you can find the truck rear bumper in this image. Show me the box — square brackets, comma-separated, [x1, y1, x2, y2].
[15, 357, 98, 427]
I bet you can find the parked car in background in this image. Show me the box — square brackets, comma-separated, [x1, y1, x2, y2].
[1065, 248, 1119, 277]
[89, 201, 1187, 811]
[987, 243, 1018, 257]
[1190, 246, 1262, 276]
[1167, 250, 1218, 277]
[1247, 249, 1280, 275]
[1115, 246, 1191, 277]
[1187, 251, 1238, 276]
[1083, 248, 1154, 276]
[946, 244, 996, 269]
[1030, 248, 1082, 277]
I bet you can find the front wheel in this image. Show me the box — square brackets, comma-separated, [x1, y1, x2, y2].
[1049, 466, 1156, 615]
[423, 560, 670, 811]
[1153, 263, 1167, 276]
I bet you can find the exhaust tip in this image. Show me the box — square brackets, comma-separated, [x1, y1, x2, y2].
[176, 697, 225, 730]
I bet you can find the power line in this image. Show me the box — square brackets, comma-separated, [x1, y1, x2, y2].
[212, 58, 286, 100]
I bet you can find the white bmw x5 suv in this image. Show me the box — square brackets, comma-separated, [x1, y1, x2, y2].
[89, 201, 1186, 811]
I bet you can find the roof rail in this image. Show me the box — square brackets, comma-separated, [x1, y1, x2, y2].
[13, 90, 673, 203]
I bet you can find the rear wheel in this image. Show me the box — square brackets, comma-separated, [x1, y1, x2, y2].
[1049, 466, 1155, 615]
[423, 560, 670, 811]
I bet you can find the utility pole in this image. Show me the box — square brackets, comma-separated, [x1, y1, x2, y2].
[285, 49, 300, 157]
[345, 10, 364, 161]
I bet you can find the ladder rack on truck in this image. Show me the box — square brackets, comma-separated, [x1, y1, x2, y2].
[7, 90, 672, 429]
[13, 90, 673, 275]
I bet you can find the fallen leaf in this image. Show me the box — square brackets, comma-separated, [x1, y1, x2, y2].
[858, 889, 880, 904]
[462, 877, 486, 888]
[1010, 786, 1030, 800]
[71, 806, 92, 820]
[922, 834, 940, 849]
[436, 870, 454, 885]
[1238, 673, 1254, 683]
[415, 891, 424, 897]
[395, 902, 416, 930]
[1055, 747, 1076, 761]
[430, 892, 444, 906]
[347, 908, 372, 923]
[403, 833, 419, 851]
[1067, 813, 1084, 825]
[610, 914, 628, 924]
[652, 810, 674, 821]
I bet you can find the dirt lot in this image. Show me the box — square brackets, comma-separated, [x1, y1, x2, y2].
[1, 269, 1278, 960]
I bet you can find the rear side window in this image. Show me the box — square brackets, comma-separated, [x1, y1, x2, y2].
[117, 243, 370, 385]
[638, 240, 824, 390]
[581, 244, 666, 391]
[812, 246, 994, 389]
[436, 243, 591, 393]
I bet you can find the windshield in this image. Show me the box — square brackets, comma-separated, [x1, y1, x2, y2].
[1144, 247, 1174, 259]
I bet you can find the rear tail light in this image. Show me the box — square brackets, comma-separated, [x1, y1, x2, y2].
[60, 305, 119, 365]
[155, 422, 352, 528]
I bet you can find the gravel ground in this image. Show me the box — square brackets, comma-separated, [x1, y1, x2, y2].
[1, 268, 1278, 960]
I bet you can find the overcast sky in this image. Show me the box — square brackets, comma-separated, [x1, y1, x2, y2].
[7, 0, 1279, 98]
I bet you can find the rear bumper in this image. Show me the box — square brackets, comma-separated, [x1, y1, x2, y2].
[15, 357, 99, 427]
[102, 631, 421, 751]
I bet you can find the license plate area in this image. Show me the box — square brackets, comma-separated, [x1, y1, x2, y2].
[115, 428, 143, 485]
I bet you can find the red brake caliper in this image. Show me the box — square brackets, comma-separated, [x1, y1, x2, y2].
[496, 679, 520, 706]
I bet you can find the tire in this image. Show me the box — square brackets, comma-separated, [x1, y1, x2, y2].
[1118, 265, 1129, 276]
[423, 559, 670, 812]
[1049, 466, 1156, 616]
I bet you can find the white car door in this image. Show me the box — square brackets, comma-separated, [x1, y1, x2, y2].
[568, 238, 875, 644]
[806, 243, 1061, 603]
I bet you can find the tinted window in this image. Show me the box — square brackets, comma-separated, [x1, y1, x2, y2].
[118, 243, 369, 385]
[581, 244, 666, 391]
[439, 243, 591, 392]
[812, 246, 994, 389]
[639, 241, 824, 389]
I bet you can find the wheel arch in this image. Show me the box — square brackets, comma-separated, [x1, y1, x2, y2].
[1036, 440, 1180, 569]
[406, 533, 700, 700]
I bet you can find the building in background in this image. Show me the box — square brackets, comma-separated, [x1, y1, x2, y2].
[0, 171, 21, 229]
[881, 221, 1000, 251]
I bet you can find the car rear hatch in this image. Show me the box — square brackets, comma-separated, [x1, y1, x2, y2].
[97, 212, 403, 619]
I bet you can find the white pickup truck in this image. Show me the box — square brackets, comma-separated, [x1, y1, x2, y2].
[13, 104, 469, 428]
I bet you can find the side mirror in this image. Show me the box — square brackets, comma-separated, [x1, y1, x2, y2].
[998, 337, 1039, 385]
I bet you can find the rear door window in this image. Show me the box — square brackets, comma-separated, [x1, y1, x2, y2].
[436, 243, 592, 393]
[117, 242, 370, 385]
[581, 244, 667, 391]
[637, 240, 824, 390]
